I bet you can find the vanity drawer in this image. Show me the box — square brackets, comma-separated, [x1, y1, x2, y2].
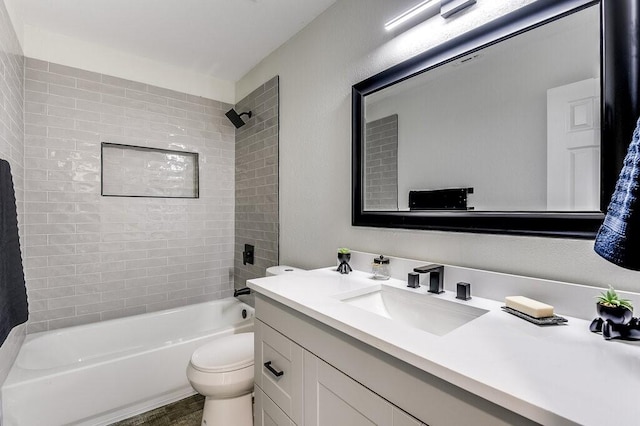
[255, 319, 304, 424]
[255, 387, 296, 426]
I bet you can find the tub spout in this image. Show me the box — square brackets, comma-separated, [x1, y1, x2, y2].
[234, 287, 251, 297]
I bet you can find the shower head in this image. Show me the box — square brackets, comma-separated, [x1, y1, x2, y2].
[225, 108, 252, 129]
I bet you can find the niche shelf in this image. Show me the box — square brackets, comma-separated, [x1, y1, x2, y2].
[101, 142, 199, 198]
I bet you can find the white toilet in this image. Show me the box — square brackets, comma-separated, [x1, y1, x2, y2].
[265, 265, 305, 277]
[187, 332, 255, 426]
[187, 266, 304, 425]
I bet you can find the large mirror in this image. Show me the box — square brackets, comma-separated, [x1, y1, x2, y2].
[352, 0, 640, 238]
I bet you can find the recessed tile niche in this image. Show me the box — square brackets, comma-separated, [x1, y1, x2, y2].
[101, 142, 199, 198]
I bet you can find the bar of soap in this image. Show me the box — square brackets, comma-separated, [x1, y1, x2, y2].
[505, 296, 554, 318]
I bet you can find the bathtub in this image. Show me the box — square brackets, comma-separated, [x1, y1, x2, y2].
[1, 298, 254, 426]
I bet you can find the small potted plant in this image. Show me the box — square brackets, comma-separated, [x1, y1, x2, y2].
[596, 286, 633, 325]
[337, 247, 351, 261]
[337, 248, 352, 274]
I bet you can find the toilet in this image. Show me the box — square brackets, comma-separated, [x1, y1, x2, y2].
[187, 333, 254, 426]
[265, 265, 305, 276]
[187, 266, 304, 425]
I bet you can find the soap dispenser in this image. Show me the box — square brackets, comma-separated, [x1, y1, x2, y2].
[372, 255, 391, 280]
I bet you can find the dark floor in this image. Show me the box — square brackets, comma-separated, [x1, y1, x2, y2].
[109, 394, 204, 426]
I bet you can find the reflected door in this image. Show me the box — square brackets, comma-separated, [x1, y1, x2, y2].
[547, 78, 600, 211]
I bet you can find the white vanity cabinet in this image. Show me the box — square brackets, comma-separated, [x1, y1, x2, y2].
[255, 318, 424, 426]
[255, 318, 304, 425]
[304, 351, 423, 426]
[255, 387, 296, 426]
[254, 294, 538, 426]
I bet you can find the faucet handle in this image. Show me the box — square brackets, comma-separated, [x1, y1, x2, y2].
[407, 272, 420, 288]
[456, 282, 471, 300]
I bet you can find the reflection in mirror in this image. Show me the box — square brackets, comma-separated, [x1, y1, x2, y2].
[363, 4, 599, 212]
[364, 115, 398, 210]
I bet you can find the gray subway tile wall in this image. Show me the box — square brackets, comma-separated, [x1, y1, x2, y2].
[0, 0, 24, 222]
[23, 58, 236, 332]
[365, 115, 398, 210]
[0, 0, 25, 387]
[234, 76, 279, 288]
[101, 144, 198, 198]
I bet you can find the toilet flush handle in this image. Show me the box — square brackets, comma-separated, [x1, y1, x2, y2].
[264, 361, 284, 378]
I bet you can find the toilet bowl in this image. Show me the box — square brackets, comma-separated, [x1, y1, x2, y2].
[186, 332, 254, 426]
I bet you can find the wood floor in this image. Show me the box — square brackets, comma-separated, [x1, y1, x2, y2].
[109, 394, 204, 426]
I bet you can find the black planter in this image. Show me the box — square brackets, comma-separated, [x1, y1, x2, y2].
[596, 303, 633, 325]
[337, 252, 352, 274]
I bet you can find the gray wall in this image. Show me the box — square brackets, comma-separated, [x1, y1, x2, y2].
[0, 0, 23, 224]
[365, 115, 398, 210]
[0, 0, 24, 393]
[234, 76, 279, 289]
[23, 59, 235, 332]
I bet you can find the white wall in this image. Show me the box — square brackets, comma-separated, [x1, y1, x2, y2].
[237, 0, 640, 292]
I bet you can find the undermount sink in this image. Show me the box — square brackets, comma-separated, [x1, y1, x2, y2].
[340, 285, 488, 336]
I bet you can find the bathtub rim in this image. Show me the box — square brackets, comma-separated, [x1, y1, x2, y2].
[4, 298, 254, 383]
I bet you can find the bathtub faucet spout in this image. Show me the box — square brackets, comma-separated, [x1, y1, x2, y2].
[234, 287, 251, 297]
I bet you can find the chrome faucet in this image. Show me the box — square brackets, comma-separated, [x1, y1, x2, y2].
[412, 264, 444, 294]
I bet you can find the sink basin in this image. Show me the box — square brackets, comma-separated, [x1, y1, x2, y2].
[340, 285, 488, 336]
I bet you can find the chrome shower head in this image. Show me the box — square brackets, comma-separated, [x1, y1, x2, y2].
[225, 108, 252, 129]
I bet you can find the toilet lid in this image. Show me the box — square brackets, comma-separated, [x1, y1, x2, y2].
[191, 332, 254, 373]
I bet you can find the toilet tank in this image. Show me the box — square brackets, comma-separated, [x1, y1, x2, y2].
[266, 266, 306, 277]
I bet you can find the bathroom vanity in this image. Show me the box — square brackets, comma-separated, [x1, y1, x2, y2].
[248, 256, 640, 426]
[252, 292, 531, 425]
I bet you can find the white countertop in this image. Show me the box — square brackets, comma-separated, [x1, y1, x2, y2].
[248, 267, 640, 426]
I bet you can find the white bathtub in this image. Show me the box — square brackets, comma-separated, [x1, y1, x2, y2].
[1, 298, 254, 426]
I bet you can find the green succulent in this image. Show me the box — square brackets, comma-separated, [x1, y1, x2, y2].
[597, 286, 633, 310]
[338, 248, 351, 254]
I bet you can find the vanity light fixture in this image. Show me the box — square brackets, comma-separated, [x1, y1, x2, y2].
[440, 0, 476, 19]
[384, 0, 440, 32]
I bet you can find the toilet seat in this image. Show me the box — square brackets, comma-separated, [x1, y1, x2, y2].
[190, 332, 254, 373]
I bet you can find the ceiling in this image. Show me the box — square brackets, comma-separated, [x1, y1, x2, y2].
[6, 0, 337, 82]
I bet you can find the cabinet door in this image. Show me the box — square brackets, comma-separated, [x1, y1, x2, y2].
[255, 387, 296, 426]
[255, 319, 304, 424]
[304, 351, 424, 426]
[392, 408, 424, 426]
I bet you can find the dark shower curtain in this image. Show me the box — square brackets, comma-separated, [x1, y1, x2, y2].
[0, 158, 28, 346]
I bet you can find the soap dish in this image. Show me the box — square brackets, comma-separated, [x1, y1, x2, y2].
[501, 306, 568, 326]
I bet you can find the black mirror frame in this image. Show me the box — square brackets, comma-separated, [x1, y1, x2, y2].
[352, 0, 640, 239]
